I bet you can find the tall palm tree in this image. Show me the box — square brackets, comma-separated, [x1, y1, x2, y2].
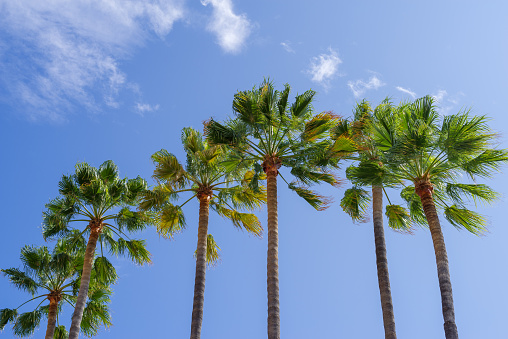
[0, 242, 111, 338]
[371, 96, 508, 339]
[42, 160, 152, 339]
[338, 99, 410, 339]
[205, 80, 355, 339]
[139, 127, 265, 339]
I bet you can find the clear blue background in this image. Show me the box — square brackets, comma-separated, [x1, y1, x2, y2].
[1, 1, 507, 338]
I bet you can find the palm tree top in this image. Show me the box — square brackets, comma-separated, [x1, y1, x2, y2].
[205, 80, 356, 210]
[139, 127, 265, 240]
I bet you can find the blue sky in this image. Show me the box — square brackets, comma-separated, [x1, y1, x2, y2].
[1, 1, 507, 338]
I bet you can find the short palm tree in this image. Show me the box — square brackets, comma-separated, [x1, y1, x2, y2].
[371, 96, 508, 339]
[42, 160, 152, 339]
[0, 243, 111, 338]
[205, 80, 355, 339]
[139, 127, 265, 339]
[339, 99, 410, 339]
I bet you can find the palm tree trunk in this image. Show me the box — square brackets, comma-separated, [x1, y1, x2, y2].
[45, 298, 59, 339]
[69, 224, 101, 339]
[190, 196, 210, 339]
[372, 185, 397, 339]
[417, 182, 459, 339]
[266, 171, 280, 339]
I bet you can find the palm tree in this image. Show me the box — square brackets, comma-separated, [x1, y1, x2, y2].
[205, 80, 355, 339]
[338, 99, 410, 339]
[0, 242, 111, 338]
[139, 127, 265, 339]
[42, 160, 152, 339]
[371, 96, 508, 339]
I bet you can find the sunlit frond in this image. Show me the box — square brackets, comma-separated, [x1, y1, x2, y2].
[116, 208, 150, 233]
[12, 309, 41, 337]
[151, 149, 188, 187]
[98, 160, 119, 184]
[92, 257, 117, 285]
[446, 183, 499, 206]
[461, 149, 508, 179]
[288, 183, 331, 211]
[156, 204, 186, 239]
[116, 239, 151, 265]
[1, 268, 38, 295]
[54, 325, 69, 339]
[290, 89, 315, 118]
[340, 187, 370, 222]
[385, 205, 412, 232]
[400, 186, 427, 225]
[444, 205, 487, 235]
[212, 204, 263, 236]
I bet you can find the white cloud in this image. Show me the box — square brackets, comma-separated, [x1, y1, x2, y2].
[396, 86, 417, 99]
[307, 48, 342, 88]
[280, 41, 295, 53]
[347, 75, 385, 98]
[432, 89, 448, 104]
[201, 0, 251, 54]
[0, 0, 185, 121]
[135, 102, 160, 116]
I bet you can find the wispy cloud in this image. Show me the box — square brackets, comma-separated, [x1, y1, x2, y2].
[432, 89, 448, 103]
[347, 75, 385, 98]
[396, 86, 417, 99]
[280, 41, 295, 53]
[136, 102, 160, 116]
[431, 90, 465, 114]
[201, 0, 251, 54]
[0, 0, 184, 121]
[307, 48, 342, 88]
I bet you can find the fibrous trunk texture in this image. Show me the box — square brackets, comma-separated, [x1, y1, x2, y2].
[266, 171, 280, 339]
[372, 185, 397, 339]
[68, 223, 101, 339]
[44, 298, 59, 339]
[416, 181, 459, 339]
[190, 195, 210, 339]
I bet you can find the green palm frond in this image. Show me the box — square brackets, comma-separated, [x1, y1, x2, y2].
[461, 149, 508, 179]
[156, 204, 187, 239]
[212, 204, 263, 236]
[92, 257, 117, 285]
[340, 187, 370, 222]
[98, 160, 119, 184]
[446, 183, 499, 206]
[0, 308, 18, 330]
[444, 205, 487, 235]
[400, 186, 427, 226]
[54, 325, 69, 339]
[290, 89, 316, 118]
[301, 112, 338, 142]
[1, 268, 38, 295]
[385, 205, 412, 232]
[216, 186, 266, 210]
[116, 208, 150, 233]
[194, 234, 222, 267]
[116, 239, 151, 265]
[346, 161, 386, 187]
[75, 162, 99, 186]
[80, 289, 111, 337]
[124, 177, 148, 204]
[12, 309, 41, 337]
[288, 183, 331, 211]
[290, 166, 338, 187]
[151, 150, 188, 187]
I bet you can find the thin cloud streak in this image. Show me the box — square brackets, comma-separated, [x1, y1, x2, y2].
[348, 75, 385, 98]
[201, 0, 251, 54]
[396, 86, 417, 99]
[307, 48, 342, 88]
[0, 0, 184, 121]
[281, 41, 295, 53]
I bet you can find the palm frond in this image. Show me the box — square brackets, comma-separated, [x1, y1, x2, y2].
[98, 160, 119, 184]
[75, 162, 99, 186]
[116, 239, 151, 265]
[151, 149, 187, 187]
[444, 205, 487, 235]
[0, 308, 18, 330]
[340, 187, 370, 222]
[290, 89, 315, 118]
[288, 182, 331, 211]
[124, 177, 148, 204]
[194, 234, 222, 267]
[116, 208, 150, 233]
[212, 204, 263, 236]
[92, 257, 117, 285]
[1, 268, 38, 295]
[156, 204, 187, 239]
[54, 325, 69, 339]
[400, 186, 427, 225]
[12, 309, 41, 337]
[385, 204, 412, 232]
[461, 149, 508, 179]
[80, 289, 111, 337]
[446, 183, 499, 206]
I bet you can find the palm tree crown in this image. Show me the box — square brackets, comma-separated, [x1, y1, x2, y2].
[0, 241, 111, 338]
[139, 127, 265, 339]
[42, 160, 151, 339]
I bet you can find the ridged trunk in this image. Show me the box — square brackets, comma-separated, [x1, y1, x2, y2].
[416, 181, 459, 339]
[372, 185, 397, 339]
[266, 170, 280, 339]
[190, 195, 210, 339]
[44, 298, 59, 339]
[69, 223, 101, 339]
